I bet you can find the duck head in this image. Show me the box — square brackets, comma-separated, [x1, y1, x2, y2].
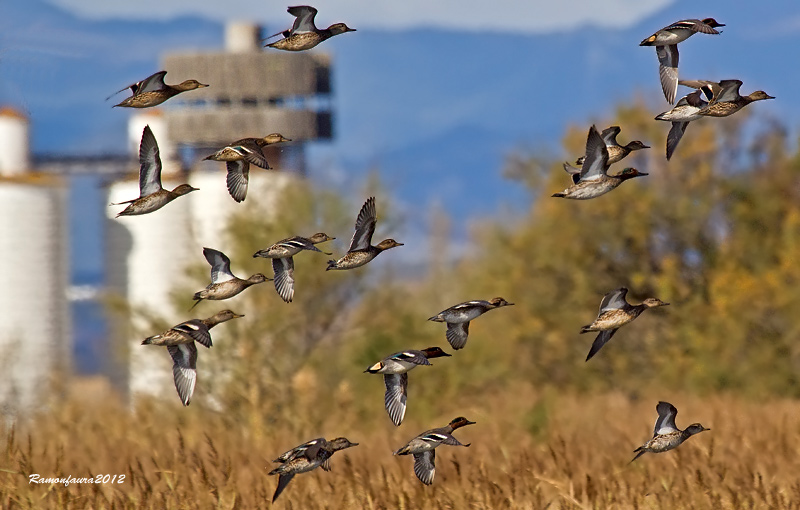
[702, 18, 725, 28]
[249, 273, 271, 283]
[328, 437, 359, 451]
[489, 297, 514, 308]
[172, 184, 199, 196]
[643, 297, 669, 308]
[618, 168, 648, 180]
[309, 232, 335, 243]
[263, 133, 292, 144]
[376, 239, 404, 251]
[175, 79, 209, 91]
[448, 416, 477, 430]
[327, 23, 356, 35]
[685, 423, 710, 435]
[747, 91, 775, 102]
[208, 310, 244, 325]
[421, 347, 451, 359]
[625, 140, 650, 151]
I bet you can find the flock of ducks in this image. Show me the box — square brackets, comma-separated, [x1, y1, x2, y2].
[102, 6, 769, 503]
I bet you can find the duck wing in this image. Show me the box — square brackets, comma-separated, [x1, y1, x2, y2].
[585, 328, 619, 361]
[598, 287, 629, 313]
[167, 343, 197, 406]
[203, 248, 236, 283]
[666, 121, 689, 161]
[579, 126, 610, 181]
[713, 79, 744, 103]
[654, 401, 680, 435]
[562, 162, 582, 185]
[225, 160, 250, 203]
[412, 450, 435, 485]
[274, 438, 326, 463]
[288, 5, 319, 33]
[138, 125, 163, 197]
[445, 321, 470, 350]
[233, 138, 271, 169]
[106, 70, 168, 100]
[387, 350, 432, 366]
[272, 257, 295, 303]
[348, 196, 377, 252]
[271, 472, 295, 503]
[656, 44, 679, 105]
[600, 126, 622, 146]
[383, 373, 408, 426]
[171, 319, 213, 348]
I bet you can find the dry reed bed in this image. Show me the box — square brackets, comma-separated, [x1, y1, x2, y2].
[1, 391, 800, 509]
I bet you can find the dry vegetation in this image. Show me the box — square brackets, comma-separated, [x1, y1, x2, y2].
[2, 390, 800, 509]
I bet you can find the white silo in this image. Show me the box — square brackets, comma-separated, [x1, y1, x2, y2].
[0, 108, 70, 412]
[107, 116, 195, 403]
[0, 107, 30, 174]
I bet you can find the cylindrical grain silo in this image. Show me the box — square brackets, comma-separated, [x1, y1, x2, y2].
[0, 107, 30, 175]
[0, 176, 70, 410]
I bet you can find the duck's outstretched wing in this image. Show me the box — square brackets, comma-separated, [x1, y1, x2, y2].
[225, 160, 250, 203]
[585, 328, 619, 361]
[656, 44, 679, 105]
[579, 126, 610, 181]
[272, 257, 295, 303]
[203, 248, 236, 283]
[167, 343, 197, 406]
[599, 287, 629, 313]
[348, 196, 377, 252]
[138, 125, 163, 196]
[412, 450, 435, 485]
[288, 5, 319, 33]
[654, 401, 679, 435]
[383, 373, 408, 426]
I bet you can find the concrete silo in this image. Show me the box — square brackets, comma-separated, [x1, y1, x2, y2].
[0, 107, 70, 413]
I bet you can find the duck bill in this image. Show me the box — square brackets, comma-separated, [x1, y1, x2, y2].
[233, 313, 245, 318]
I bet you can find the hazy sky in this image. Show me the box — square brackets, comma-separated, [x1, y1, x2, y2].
[44, 0, 673, 33]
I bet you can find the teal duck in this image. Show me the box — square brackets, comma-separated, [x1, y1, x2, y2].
[691, 79, 774, 117]
[631, 401, 709, 463]
[112, 125, 197, 217]
[191, 248, 270, 310]
[142, 310, 243, 405]
[553, 126, 647, 200]
[203, 134, 291, 203]
[109, 70, 208, 108]
[394, 418, 474, 485]
[269, 437, 358, 502]
[581, 288, 669, 361]
[655, 83, 715, 160]
[640, 18, 724, 104]
[365, 347, 452, 426]
[575, 126, 649, 166]
[253, 233, 335, 302]
[428, 298, 513, 350]
[266, 6, 356, 52]
[326, 197, 403, 271]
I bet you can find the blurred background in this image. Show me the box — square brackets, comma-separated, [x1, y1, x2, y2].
[1, 0, 800, 507]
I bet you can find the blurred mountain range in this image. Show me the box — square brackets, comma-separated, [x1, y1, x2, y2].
[2, 0, 794, 220]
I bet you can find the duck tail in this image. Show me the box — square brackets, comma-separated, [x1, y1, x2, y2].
[579, 325, 591, 334]
[427, 314, 443, 322]
[141, 337, 154, 345]
[629, 449, 646, 464]
[189, 296, 203, 311]
[551, 192, 566, 198]
[326, 260, 336, 271]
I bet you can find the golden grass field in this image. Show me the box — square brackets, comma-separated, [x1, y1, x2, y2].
[2, 384, 800, 509]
